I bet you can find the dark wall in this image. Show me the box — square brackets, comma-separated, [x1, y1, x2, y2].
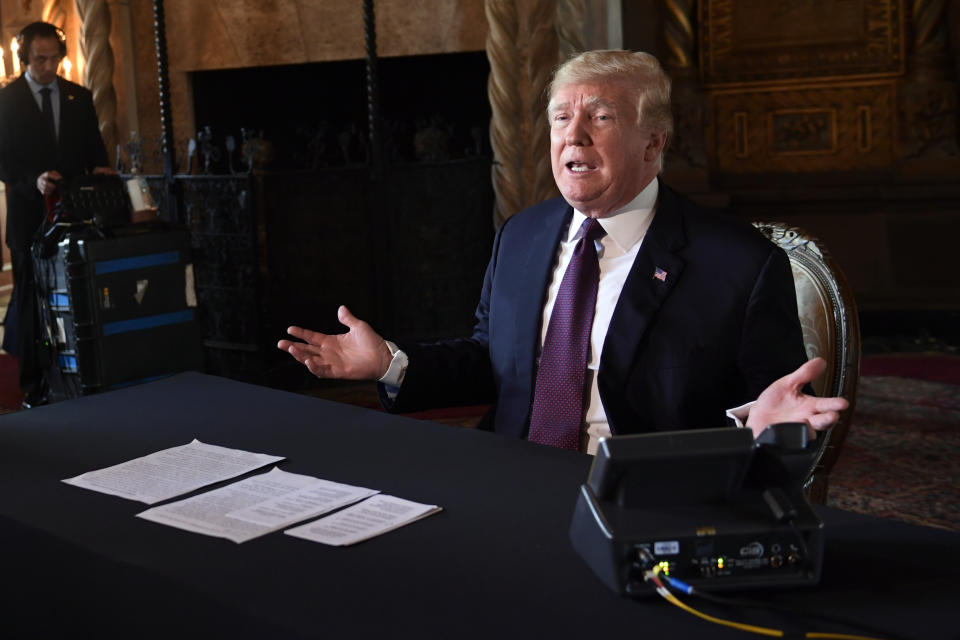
[261, 159, 494, 344]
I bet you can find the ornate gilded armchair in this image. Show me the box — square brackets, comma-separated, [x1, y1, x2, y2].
[752, 222, 861, 504]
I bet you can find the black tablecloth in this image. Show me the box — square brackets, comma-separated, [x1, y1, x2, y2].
[1, 373, 957, 639]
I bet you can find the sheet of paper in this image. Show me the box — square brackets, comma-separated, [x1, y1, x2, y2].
[225, 476, 379, 527]
[136, 468, 378, 543]
[62, 439, 285, 504]
[285, 495, 442, 546]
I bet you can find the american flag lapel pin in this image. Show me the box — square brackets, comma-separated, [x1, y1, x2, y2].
[653, 267, 668, 282]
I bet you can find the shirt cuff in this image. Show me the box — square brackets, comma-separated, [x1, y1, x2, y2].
[378, 340, 408, 388]
[726, 401, 755, 429]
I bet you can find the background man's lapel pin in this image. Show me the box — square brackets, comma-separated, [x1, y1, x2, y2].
[653, 267, 668, 282]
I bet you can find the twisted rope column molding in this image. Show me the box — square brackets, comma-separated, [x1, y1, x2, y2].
[526, 0, 560, 206]
[901, 0, 958, 159]
[911, 0, 947, 58]
[485, 0, 525, 227]
[664, 0, 694, 69]
[662, 0, 706, 169]
[74, 0, 118, 158]
[41, 0, 67, 29]
[556, 0, 584, 64]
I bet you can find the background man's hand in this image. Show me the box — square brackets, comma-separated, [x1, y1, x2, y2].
[746, 357, 850, 439]
[36, 170, 62, 195]
[277, 305, 393, 381]
[92, 166, 118, 176]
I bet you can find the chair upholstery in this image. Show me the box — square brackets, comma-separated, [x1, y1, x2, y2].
[752, 222, 861, 504]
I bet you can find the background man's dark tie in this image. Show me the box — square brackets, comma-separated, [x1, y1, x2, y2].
[40, 87, 56, 141]
[527, 217, 605, 450]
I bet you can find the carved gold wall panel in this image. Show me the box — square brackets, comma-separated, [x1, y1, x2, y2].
[699, 0, 904, 86]
[712, 82, 896, 172]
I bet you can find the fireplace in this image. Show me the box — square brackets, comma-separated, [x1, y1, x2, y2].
[171, 51, 495, 387]
[190, 51, 492, 171]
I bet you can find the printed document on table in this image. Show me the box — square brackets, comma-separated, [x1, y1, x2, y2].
[63, 439, 285, 504]
[285, 494, 442, 546]
[137, 467, 379, 543]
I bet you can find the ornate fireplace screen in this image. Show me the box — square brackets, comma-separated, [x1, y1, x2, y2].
[141, 0, 493, 384]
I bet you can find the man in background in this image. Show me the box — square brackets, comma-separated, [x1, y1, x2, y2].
[0, 21, 110, 407]
[279, 50, 848, 450]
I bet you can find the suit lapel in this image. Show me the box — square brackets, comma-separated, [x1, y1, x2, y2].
[12, 76, 58, 150]
[598, 182, 688, 430]
[12, 76, 38, 111]
[513, 200, 572, 393]
[56, 77, 75, 157]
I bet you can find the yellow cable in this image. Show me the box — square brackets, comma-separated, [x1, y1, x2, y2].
[648, 567, 886, 640]
[657, 588, 784, 637]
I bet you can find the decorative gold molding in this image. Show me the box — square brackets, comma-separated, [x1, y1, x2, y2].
[712, 81, 896, 172]
[734, 111, 748, 158]
[857, 106, 872, 152]
[766, 108, 838, 157]
[700, 0, 905, 86]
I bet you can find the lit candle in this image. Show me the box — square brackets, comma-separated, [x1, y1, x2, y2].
[63, 57, 71, 81]
[0, 47, 6, 79]
[10, 39, 19, 76]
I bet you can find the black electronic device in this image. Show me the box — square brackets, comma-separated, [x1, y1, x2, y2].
[569, 424, 824, 596]
[57, 173, 132, 229]
[34, 227, 203, 402]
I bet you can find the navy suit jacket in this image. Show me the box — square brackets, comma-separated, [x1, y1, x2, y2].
[383, 181, 808, 438]
[0, 75, 108, 251]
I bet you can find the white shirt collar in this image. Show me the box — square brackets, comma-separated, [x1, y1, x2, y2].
[568, 178, 659, 252]
[24, 70, 57, 93]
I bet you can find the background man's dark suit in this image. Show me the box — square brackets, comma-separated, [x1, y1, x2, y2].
[382, 180, 808, 437]
[0, 74, 108, 399]
[0, 74, 107, 249]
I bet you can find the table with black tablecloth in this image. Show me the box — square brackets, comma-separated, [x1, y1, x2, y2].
[1, 373, 956, 639]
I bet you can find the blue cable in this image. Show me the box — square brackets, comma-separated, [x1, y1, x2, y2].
[664, 575, 694, 595]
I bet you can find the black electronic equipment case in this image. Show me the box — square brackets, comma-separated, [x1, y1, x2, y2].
[35, 226, 203, 402]
[570, 423, 824, 596]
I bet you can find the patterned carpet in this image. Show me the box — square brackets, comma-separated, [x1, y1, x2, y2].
[827, 375, 960, 532]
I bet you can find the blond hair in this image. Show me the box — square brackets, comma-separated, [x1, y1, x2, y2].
[548, 50, 673, 146]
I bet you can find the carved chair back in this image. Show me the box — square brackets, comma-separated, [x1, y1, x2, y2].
[752, 222, 861, 504]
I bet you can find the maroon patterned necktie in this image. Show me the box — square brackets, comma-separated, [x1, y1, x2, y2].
[528, 217, 605, 450]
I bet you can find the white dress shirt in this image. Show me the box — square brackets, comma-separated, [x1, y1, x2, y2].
[538, 180, 658, 454]
[24, 70, 61, 139]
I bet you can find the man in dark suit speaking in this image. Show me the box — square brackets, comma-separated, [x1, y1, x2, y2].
[279, 50, 848, 451]
[0, 21, 110, 407]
